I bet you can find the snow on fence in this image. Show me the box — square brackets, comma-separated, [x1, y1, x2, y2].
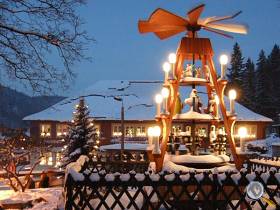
[64, 156, 280, 210]
[248, 156, 280, 172]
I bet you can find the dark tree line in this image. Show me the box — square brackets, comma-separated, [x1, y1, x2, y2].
[227, 43, 280, 121]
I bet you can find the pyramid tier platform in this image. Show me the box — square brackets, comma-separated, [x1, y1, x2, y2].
[168, 154, 230, 169]
[179, 77, 209, 86]
[173, 110, 217, 122]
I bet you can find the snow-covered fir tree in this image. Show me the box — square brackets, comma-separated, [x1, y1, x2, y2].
[268, 44, 280, 117]
[255, 50, 272, 117]
[241, 58, 256, 109]
[64, 97, 99, 164]
[227, 42, 244, 99]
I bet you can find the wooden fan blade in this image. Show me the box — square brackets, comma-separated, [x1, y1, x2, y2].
[148, 8, 187, 26]
[206, 11, 242, 24]
[205, 22, 248, 34]
[187, 4, 205, 24]
[138, 20, 186, 33]
[203, 27, 233, 39]
[155, 29, 186, 40]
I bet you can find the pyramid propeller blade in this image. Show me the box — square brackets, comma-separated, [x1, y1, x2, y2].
[205, 22, 248, 34]
[154, 29, 186, 40]
[138, 20, 186, 34]
[187, 4, 205, 24]
[148, 8, 187, 26]
[203, 26, 233, 39]
[206, 11, 242, 24]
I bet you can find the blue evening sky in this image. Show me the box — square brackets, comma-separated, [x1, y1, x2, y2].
[6, 0, 280, 95]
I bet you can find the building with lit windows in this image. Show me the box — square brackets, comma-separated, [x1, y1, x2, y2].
[23, 80, 273, 147]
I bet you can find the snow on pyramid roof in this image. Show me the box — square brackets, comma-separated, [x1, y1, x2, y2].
[23, 80, 272, 122]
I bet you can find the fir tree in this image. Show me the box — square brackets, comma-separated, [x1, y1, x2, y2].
[255, 50, 272, 117]
[242, 58, 256, 109]
[65, 97, 99, 164]
[227, 43, 244, 98]
[267, 44, 280, 117]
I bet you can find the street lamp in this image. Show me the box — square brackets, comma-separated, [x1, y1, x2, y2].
[219, 54, 228, 79]
[155, 94, 163, 116]
[113, 96, 125, 160]
[152, 126, 161, 155]
[163, 62, 171, 82]
[161, 87, 170, 114]
[228, 89, 237, 115]
[238, 127, 247, 152]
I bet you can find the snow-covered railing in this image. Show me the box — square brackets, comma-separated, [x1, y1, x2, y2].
[65, 156, 280, 209]
[248, 157, 280, 172]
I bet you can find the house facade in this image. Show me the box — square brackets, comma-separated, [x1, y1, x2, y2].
[24, 80, 273, 147]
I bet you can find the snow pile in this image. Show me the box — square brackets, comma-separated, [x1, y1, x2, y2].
[231, 173, 241, 184]
[162, 159, 236, 173]
[0, 188, 63, 210]
[164, 173, 175, 181]
[105, 173, 115, 181]
[135, 173, 145, 181]
[246, 173, 256, 182]
[149, 173, 160, 182]
[179, 174, 190, 181]
[120, 173, 130, 181]
[90, 173, 100, 182]
[170, 154, 230, 164]
[66, 155, 89, 182]
[246, 134, 280, 155]
[173, 110, 214, 120]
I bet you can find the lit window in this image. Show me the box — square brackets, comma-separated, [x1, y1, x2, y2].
[56, 124, 68, 137]
[233, 125, 257, 139]
[136, 126, 146, 137]
[112, 125, 122, 136]
[125, 126, 134, 137]
[40, 124, 51, 137]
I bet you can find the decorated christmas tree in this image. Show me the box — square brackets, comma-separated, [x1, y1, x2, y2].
[64, 97, 99, 164]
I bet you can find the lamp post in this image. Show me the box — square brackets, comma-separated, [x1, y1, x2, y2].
[113, 96, 125, 160]
[152, 126, 161, 155]
[219, 54, 228, 79]
[228, 89, 237, 115]
[161, 87, 170, 115]
[163, 62, 171, 82]
[238, 127, 247, 152]
[168, 53, 176, 79]
[155, 94, 163, 116]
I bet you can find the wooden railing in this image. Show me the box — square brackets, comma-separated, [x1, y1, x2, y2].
[247, 157, 280, 172]
[65, 156, 280, 210]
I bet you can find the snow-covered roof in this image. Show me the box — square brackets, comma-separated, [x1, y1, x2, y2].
[23, 80, 272, 122]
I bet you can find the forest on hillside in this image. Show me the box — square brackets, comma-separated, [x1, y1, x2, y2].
[227, 43, 280, 121]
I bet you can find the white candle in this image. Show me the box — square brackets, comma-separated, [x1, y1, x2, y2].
[228, 89, 236, 115]
[155, 94, 163, 116]
[152, 137, 161, 155]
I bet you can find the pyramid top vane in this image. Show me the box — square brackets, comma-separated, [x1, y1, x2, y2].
[138, 4, 248, 40]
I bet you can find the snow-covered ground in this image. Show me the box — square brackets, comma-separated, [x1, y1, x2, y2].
[246, 133, 280, 156]
[0, 187, 64, 210]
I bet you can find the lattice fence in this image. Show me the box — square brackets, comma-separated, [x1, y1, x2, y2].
[64, 156, 280, 210]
